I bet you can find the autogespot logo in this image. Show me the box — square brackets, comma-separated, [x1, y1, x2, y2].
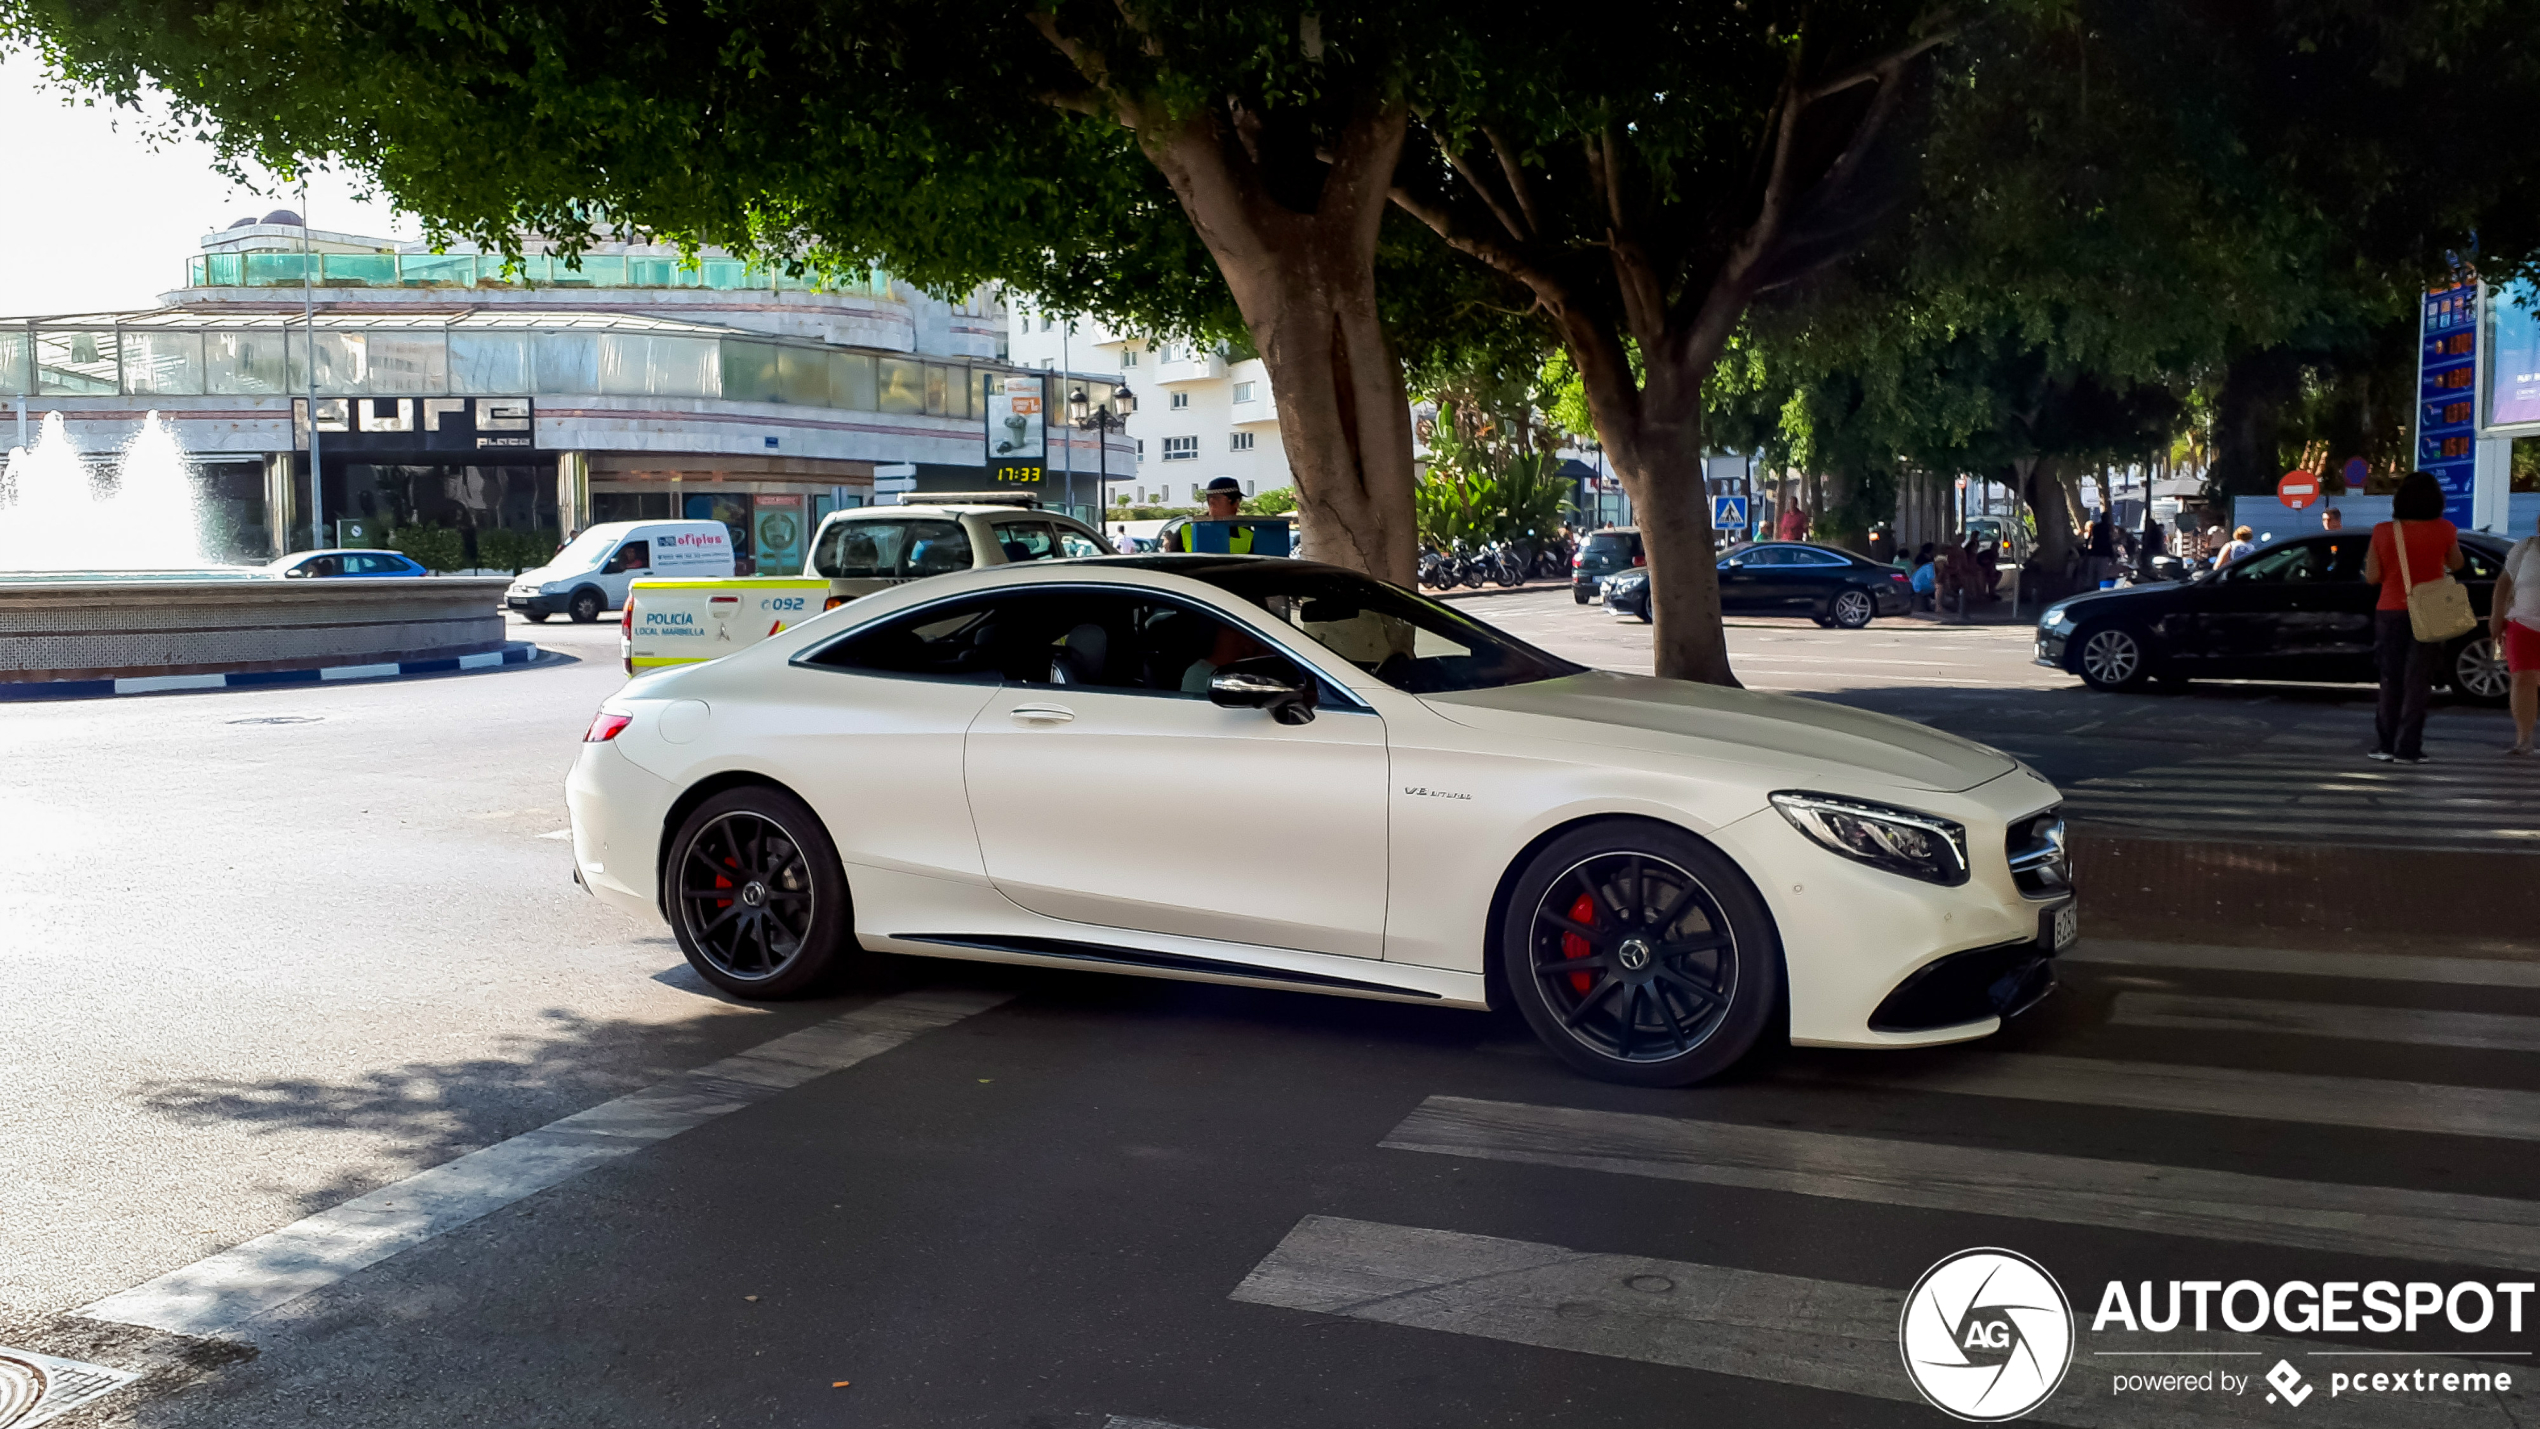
[1901, 1248, 2076, 1421]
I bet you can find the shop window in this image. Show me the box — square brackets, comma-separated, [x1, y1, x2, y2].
[533, 333, 599, 394]
[450, 333, 531, 394]
[925, 363, 949, 416]
[125, 331, 205, 396]
[721, 340, 785, 403]
[778, 347, 828, 405]
[832, 353, 878, 410]
[878, 358, 925, 414]
[36, 329, 118, 395]
[365, 333, 448, 393]
[0, 331, 25, 394]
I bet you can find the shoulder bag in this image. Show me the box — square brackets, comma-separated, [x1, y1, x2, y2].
[2396, 519, 2477, 643]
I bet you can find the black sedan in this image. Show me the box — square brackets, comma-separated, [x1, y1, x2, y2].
[1603, 542, 1915, 627]
[2034, 529, 2511, 700]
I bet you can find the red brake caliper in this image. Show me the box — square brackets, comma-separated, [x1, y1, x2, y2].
[1561, 892, 1599, 994]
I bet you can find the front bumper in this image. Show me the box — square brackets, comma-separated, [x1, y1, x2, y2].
[2034, 626, 2072, 669]
[508, 590, 569, 615]
[1711, 767, 2074, 1048]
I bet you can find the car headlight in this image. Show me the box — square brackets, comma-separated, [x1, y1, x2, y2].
[542, 581, 569, 594]
[1769, 792, 1970, 886]
[2040, 602, 2073, 629]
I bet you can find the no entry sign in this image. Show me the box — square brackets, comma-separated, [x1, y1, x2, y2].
[2277, 470, 2321, 509]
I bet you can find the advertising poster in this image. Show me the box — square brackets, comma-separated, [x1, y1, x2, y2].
[986, 375, 1045, 462]
[2491, 281, 2540, 428]
[2416, 281, 2479, 526]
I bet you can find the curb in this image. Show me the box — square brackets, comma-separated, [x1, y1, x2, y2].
[0, 642, 546, 702]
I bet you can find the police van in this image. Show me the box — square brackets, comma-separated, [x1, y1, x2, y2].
[620, 497, 1112, 674]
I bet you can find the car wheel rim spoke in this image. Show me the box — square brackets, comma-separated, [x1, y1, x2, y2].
[1531, 852, 1735, 1063]
[679, 811, 815, 981]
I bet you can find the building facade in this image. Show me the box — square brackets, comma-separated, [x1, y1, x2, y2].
[1, 215, 1128, 570]
[1006, 308, 1291, 509]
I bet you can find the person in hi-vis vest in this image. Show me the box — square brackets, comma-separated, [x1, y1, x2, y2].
[1176, 476, 1253, 551]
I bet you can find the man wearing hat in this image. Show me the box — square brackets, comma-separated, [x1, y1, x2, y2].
[1175, 476, 1256, 552]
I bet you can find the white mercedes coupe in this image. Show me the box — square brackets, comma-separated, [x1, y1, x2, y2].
[567, 555, 2074, 1086]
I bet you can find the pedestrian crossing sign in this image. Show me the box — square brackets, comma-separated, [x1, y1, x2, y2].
[1712, 495, 1748, 531]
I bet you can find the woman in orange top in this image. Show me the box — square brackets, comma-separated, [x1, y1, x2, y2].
[2359, 470, 2464, 764]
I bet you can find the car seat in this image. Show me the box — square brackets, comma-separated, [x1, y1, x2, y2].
[1050, 622, 1111, 685]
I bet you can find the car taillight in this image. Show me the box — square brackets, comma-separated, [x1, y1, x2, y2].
[585, 710, 633, 742]
[1571, 552, 1584, 567]
[1632, 554, 1646, 567]
[823, 595, 848, 611]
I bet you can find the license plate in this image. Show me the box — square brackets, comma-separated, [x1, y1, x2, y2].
[2046, 903, 2079, 952]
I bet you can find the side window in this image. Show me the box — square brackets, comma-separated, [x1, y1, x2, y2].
[306, 555, 343, 577]
[2225, 542, 2319, 582]
[1056, 527, 1107, 559]
[903, 521, 973, 576]
[992, 521, 1060, 563]
[996, 591, 1278, 696]
[802, 596, 1006, 681]
[1795, 550, 1849, 568]
[2461, 544, 2502, 580]
[611, 540, 651, 573]
[2324, 537, 2370, 580]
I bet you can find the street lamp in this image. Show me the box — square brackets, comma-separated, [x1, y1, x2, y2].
[1068, 383, 1137, 535]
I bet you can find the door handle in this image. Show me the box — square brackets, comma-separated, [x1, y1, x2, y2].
[1008, 704, 1075, 725]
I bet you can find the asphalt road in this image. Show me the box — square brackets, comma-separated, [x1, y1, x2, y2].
[5, 594, 2536, 1428]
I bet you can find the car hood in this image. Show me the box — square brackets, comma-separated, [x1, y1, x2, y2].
[1420, 670, 2019, 793]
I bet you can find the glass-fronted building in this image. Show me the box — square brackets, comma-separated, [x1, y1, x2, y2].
[1, 218, 1128, 569]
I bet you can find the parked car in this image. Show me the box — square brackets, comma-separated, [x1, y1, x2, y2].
[571, 555, 2072, 1087]
[2034, 529, 2511, 700]
[1603, 543, 1913, 627]
[1571, 527, 1644, 603]
[268, 549, 427, 579]
[508, 520, 735, 624]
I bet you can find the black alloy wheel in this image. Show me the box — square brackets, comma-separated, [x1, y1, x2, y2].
[666, 787, 853, 998]
[1829, 587, 1876, 629]
[1500, 822, 1780, 1086]
[569, 588, 605, 624]
[2453, 635, 2509, 704]
[2074, 624, 2149, 691]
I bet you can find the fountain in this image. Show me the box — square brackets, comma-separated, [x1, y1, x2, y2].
[0, 411, 514, 696]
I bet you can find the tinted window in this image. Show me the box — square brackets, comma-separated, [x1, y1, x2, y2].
[1056, 527, 1108, 559]
[992, 521, 1060, 563]
[1735, 547, 1798, 567]
[803, 588, 1273, 696]
[1789, 548, 1851, 567]
[2224, 541, 2323, 583]
[1584, 533, 1640, 558]
[812, 519, 973, 579]
[1188, 565, 1585, 693]
[2463, 544, 2503, 580]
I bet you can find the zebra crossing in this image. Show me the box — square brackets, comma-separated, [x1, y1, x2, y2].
[1215, 937, 2540, 1426]
[2057, 747, 2540, 852]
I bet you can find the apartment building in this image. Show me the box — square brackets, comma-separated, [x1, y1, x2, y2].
[1005, 307, 1291, 506]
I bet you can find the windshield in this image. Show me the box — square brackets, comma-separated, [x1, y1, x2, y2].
[1185, 564, 1585, 694]
[550, 527, 620, 571]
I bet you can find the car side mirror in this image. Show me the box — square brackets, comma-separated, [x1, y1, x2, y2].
[1209, 656, 1318, 725]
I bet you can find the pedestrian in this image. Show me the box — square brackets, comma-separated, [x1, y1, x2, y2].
[1778, 503, 1811, 542]
[2139, 511, 2165, 581]
[2214, 525, 2257, 570]
[2321, 507, 2344, 532]
[2496, 526, 2540, 755]
[2361, 470, 2465, 765]
[1909, 543, 1938, 610]
[2086, 509, 2118, 586]
[2202, 523, 2227, 567]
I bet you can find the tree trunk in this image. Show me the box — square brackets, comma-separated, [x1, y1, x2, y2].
[1130, 105, 1419, 584]
[1566, 340, 1737, 685]
[2022, 454, 2084, 570]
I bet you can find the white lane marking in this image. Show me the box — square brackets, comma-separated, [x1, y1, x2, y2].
[2068, 940, 2540, 988]
[2112, 992, 2540, 1053]
[1228, 1217, 2517, 1426]
[1789, 1053, 2540, 1143]
[1384, 1097, 2540, 1272]
[1103, 1419, 1214, 1429]
[82, 986, 1010, 1338]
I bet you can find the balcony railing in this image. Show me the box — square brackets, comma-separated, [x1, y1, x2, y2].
[184, 251, 895, 296]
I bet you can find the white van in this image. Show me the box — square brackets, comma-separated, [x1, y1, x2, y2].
[506, 520, 735, 623]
